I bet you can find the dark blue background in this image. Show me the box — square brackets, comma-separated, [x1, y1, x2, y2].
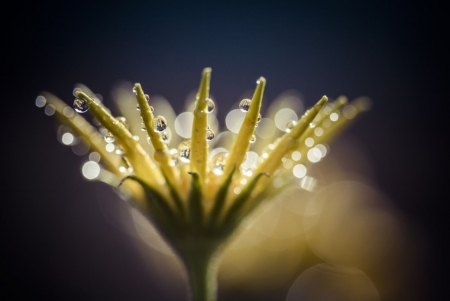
[3, 0, 446, 300]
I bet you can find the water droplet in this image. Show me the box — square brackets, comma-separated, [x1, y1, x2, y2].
[73, 97, 89, 113]
[211, 152, 227, 175]
[169, 148, 179, 166]
[160, 131, 170, 143]
[178, 140, 191, 163]
[239, 99, 252, 112]
[257, 113, 262, 123]
[285, 120, 297, 132]
[141, 122, 147, 131]
[206, 98, 215, 113]
[115, 145, 125, 155]
[116, 116, 129, 129]
[249, 135, 256, 143]
[206, 128, 215, 141]
[154, 116, 167, 132]
[132, 87, 137, 95]
[104, 131, 115, 143]
[136, 95, 153, 111]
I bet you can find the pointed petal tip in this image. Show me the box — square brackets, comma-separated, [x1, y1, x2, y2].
[203, 67, 212, 75]
[257, 77, 266, 84]
[319, 95, 328, 105]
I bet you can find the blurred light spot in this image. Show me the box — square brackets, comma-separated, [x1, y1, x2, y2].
[234, 187, 242, 194]
[174, 112, 193, 138]
[72, 87, 82, 97]
[330, 112, 339, 121]
[315, 144, 328, 157]
[343, 105, 357, 119]
[283, 159, 293, 169]
[61, 133, 74, 145]
[133, 135, 140, 141]
[225, 109, 245, 133]
[105, 143, 115, 152]
[241, 151, 259, 171]
[44, 104, 55, 116]
[63, 106, 75, 118]
[275, 108, 298, 131]
[300, 176, 317, 191]
[293, 164, 307, 178]
[89, 152, 101, 162]
[35, 95, 46, 107]
[255, 118, 276, 138]
[240, 178, 247, 185]
[286, 264, 380, 301]
[307, 148, 322, 162]
[314, 127, 324, 137]
[82, 161, 100, 180]
[209, 147, 228, 159]
[72, 137, 90, 156]
[272, 177, 284, 188]
[305, 137, 315, 147]
[291, 151, 301, 161]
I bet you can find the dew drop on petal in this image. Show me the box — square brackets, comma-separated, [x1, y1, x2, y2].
[257, 113, 262, 123]
[104, 131, 115, 143]
[206, 98, 215, 113]
[239, 98, 252, 112]
[206, 128, 215, 141]
[178, 140, 191, 163]
[116, 116, 129, 129]
[115, 145, 125, 155]
[285, 120, 297, 132]
[141, 122, 147, 131]
[169, 148, 179, 166]
[154, 116, 167, 132]
[249, 135, 256, 143]
[211, 152, 228, 175]
[160, 131, 170, 143]
[73, 97, 89, 113]
[132, 87, 137, 95]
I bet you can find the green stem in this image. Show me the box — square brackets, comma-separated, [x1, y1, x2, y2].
[182, 246, 220, 301]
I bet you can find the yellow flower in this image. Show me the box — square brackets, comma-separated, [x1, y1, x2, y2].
[38, 67, 369, 301]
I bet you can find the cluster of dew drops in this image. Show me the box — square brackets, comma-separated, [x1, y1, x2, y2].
[72, 89, 265, 175]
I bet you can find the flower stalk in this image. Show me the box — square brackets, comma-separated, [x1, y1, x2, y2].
[38, 67, 370, 301]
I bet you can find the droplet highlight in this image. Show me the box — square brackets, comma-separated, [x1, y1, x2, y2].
[178, 140, 191, 163]
[239, 99, 252, 112]
[73, 97, 89, 113]
[154, 116, 167, 132]
[206, 98, 215, 113]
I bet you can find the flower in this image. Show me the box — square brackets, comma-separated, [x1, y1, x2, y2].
[37, 67, 370, 301]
